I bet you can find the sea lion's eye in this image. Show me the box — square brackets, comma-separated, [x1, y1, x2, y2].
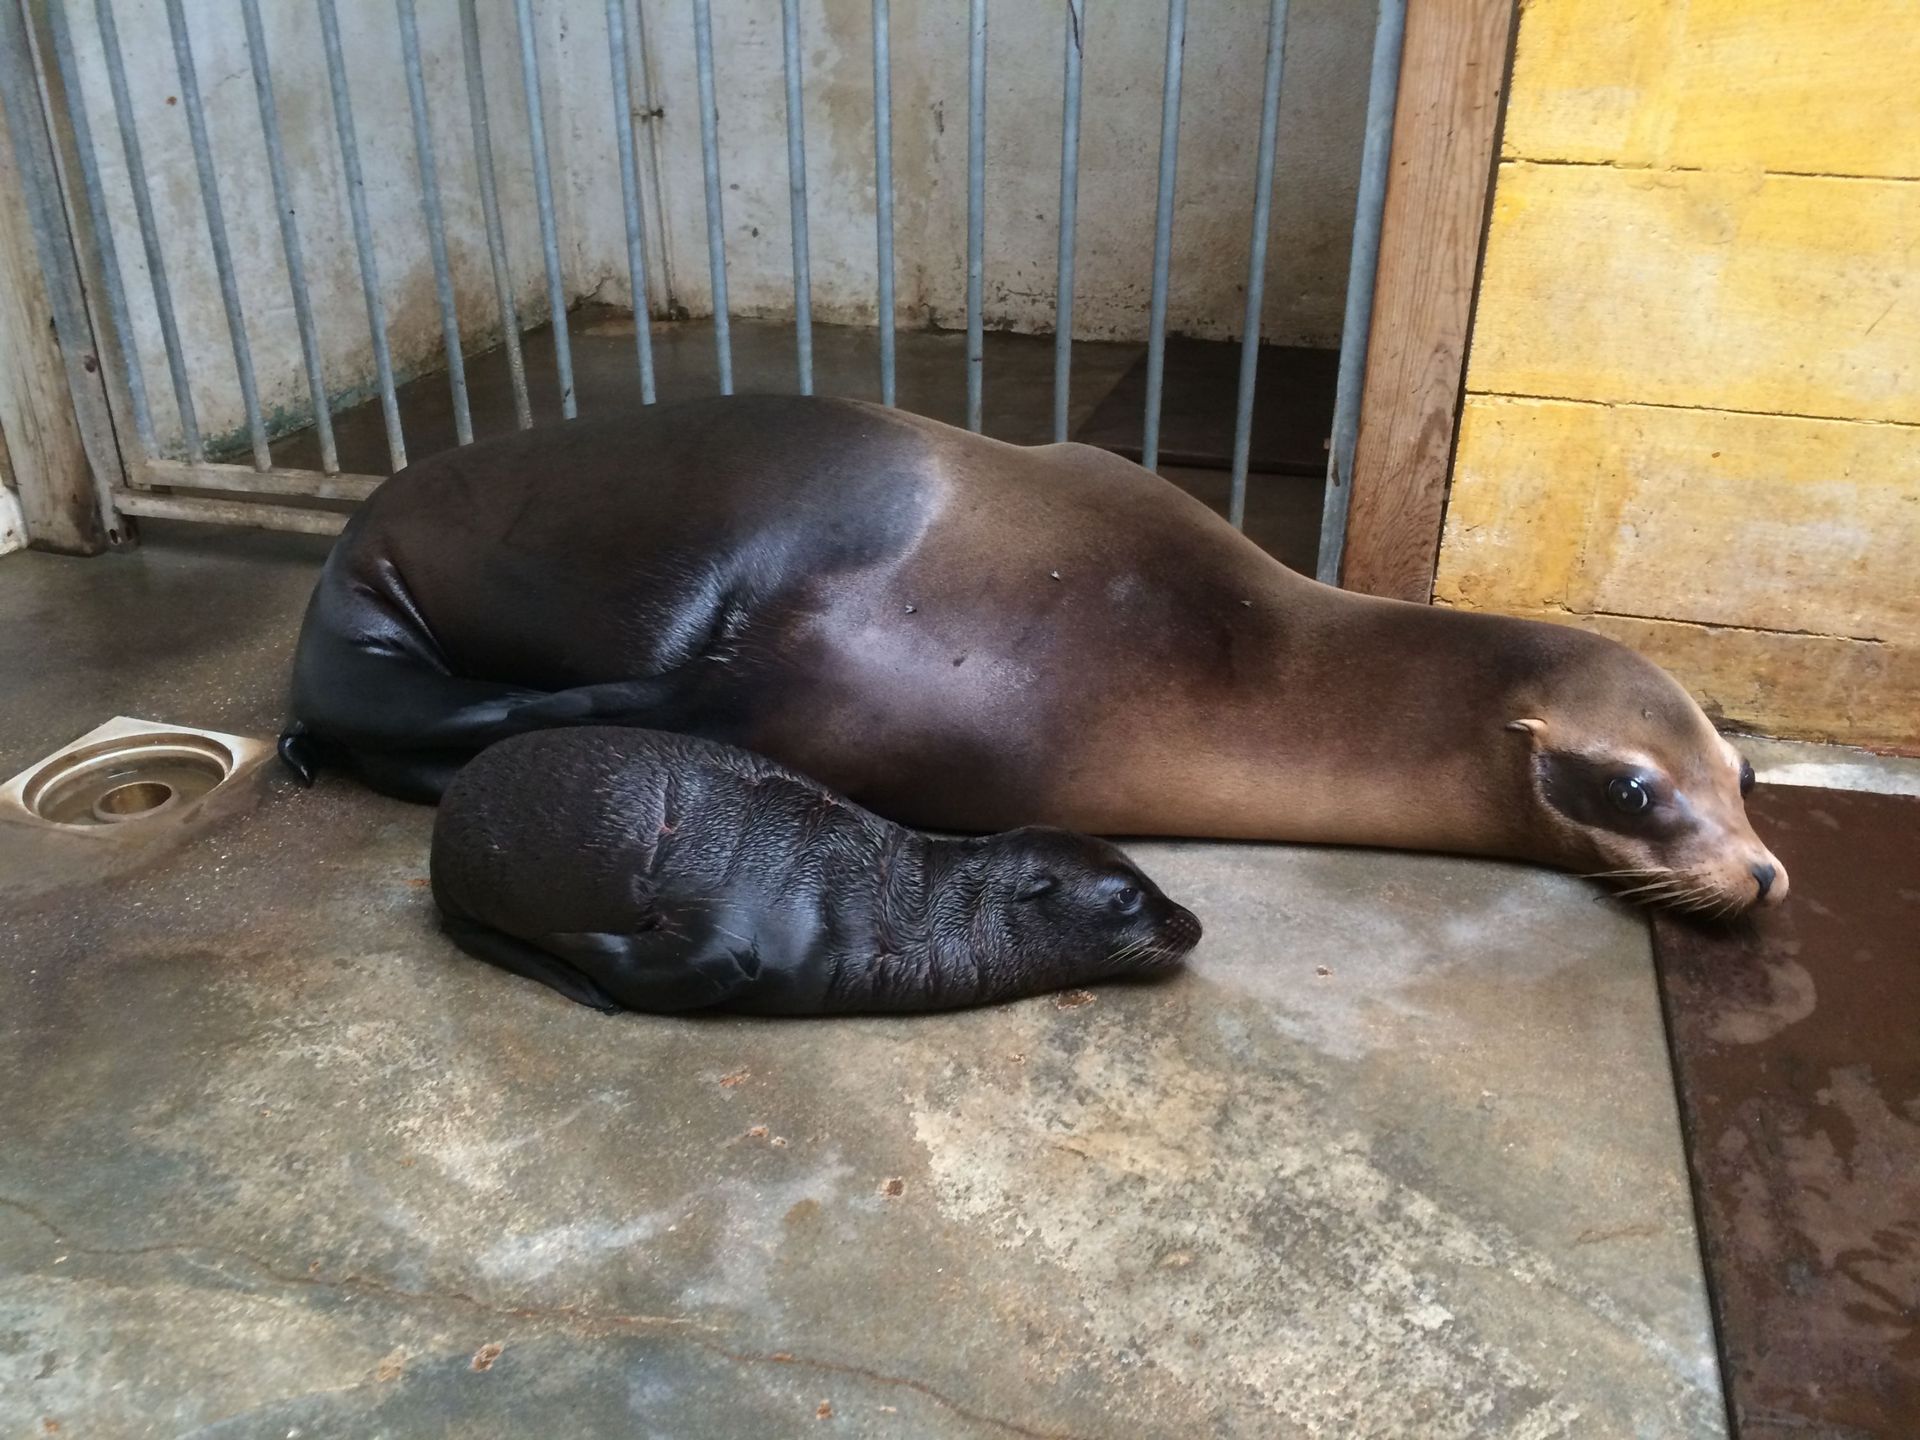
[1606, 776, 1652, 816]
[1111, 885, 1142, 913]
[1739, 758, 1755, 797]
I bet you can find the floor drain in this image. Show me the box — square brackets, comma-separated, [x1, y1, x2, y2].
[91, 780, 179, 823]
[0, 717, 274, 836]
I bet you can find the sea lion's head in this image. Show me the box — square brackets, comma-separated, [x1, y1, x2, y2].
[1504, 632, 1786, 917]
[977, 827, 1202, 982]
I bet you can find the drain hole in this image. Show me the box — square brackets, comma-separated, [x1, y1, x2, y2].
[91, 780, 177, 823]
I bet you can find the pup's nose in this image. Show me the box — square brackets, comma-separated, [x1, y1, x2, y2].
[1750, 862, 1777, 902]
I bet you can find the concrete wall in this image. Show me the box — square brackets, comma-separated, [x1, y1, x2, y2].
[1437, 0, 1920, 752]
[57, 0, 1372, 461]
[62, 0, 559, 461]
[562, 0, 1373, 345]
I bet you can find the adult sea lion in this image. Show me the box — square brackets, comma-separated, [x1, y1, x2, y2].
[430, 727, 1201, 1014]
[282, 394, 1786, 916]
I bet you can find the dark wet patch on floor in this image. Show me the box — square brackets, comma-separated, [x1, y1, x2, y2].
[1652, 783, 1920, 1438]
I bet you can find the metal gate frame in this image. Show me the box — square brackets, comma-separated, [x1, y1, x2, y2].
[2, 0, 1418, 576]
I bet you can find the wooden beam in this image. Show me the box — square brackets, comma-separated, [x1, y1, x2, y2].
[0, 1, 124, 555]
[0, 33, 98, 553]
[1338, 0, 1516, 602]
[136, 459, 383, 505]
[113, 490, 348, 538]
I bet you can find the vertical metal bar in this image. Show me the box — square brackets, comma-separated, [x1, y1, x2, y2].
[459, 0, 531, 429]
[45, 0, 154, 457]
[1316, 0, 1406, 586]
[317, 0, 405, 472]
[1139, 0, 1187, 474]
[163, 0, 270, 470]
[871, 0, 895, 405]
[240, 0, 337, 474]
[780, 0, 812, 395]
[0, 0, 121, 535]
[1228, 0, 1290, 531]
[604, 0, 656, 404]
[513, 0, 574, 418]
[95, 0, 199, 461]
[1052, 0, 1085, 443]
[691, 0, 731, 394]
[965, 0, 986, 433]
[399, 0, 474, 444]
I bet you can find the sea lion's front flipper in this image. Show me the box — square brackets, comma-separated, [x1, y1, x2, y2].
[439, 914, 622, 1013]
[541, 925, 764, 1014]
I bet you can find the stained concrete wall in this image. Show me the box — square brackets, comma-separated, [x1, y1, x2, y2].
[55, 0, 1371, 462]
[1437, 0, 1920, 752]
[560, 0, 1374, 346]
[59, 0, 558, 462]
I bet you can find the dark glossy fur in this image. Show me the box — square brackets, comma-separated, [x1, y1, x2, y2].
[430, 728, 1202, 1016]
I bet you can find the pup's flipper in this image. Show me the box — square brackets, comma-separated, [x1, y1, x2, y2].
[439, 914, 622, 1014]
[542, 922, 764, 1014]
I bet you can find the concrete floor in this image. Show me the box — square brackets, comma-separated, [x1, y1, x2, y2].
[0, 325, 1777, 1436]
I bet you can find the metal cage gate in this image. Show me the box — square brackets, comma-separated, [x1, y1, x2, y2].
[0, 0, 1404, 582]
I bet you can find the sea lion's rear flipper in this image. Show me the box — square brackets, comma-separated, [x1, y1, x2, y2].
[289, 594, 689, 800]
[277, 722, 323, 788]
[541, 926, 764, 1015]
[440, 914, 623, 1014]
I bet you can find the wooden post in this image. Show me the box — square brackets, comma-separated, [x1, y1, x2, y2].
[0, 0, 125, 555]
[1338, 0, 1516, 602]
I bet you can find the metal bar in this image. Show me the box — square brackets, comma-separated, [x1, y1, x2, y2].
[513, 0, 574, 418]
[1228, 0, 1290, 531]
[162, 0, 269, 472]
[459, 0, 531, 429]
[399, 0, 474, 444]
[240, 0, 338, 474]
[780, 0, 812, 394]
[1316, 0, 1406, 586]
[96, 0, 197, 461]
[1052, 0, 1085, 443]
[872, 0, 895, 405]
[318, 0, 404, 472]
[965, 0, 986, 432]
[691, 0, 731, 393]
[1140, 0, 1187, 473]
[604, 0, 656, 404]
[137, 458, 381, 503]
[45, 0, 154, 457]
[0, 0, 123, 540]
[113, 488, 348, 537]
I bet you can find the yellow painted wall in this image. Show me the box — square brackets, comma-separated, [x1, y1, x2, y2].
[1437, 0, 1920, 750]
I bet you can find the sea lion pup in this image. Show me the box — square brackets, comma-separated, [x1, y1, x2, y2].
[285, 393, 1785, 917]
[429, 727, 1203, 1015]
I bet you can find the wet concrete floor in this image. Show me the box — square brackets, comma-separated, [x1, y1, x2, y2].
[0, 324, 1752, 1436]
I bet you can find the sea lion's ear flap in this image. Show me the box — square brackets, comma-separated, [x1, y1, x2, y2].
[1016, 874, 1058, 902]
[1506, 717, 1547, 740]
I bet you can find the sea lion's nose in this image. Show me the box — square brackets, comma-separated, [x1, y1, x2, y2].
[1751, 862, 1777, 902]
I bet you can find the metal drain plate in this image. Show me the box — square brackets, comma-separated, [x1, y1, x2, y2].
[0, 717, 274, 835]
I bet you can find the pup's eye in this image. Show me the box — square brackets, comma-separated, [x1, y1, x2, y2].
[1739, 758, 1755, 797]
[1606, 776, 1652, 816]
[1111, 885, 1141, 913]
